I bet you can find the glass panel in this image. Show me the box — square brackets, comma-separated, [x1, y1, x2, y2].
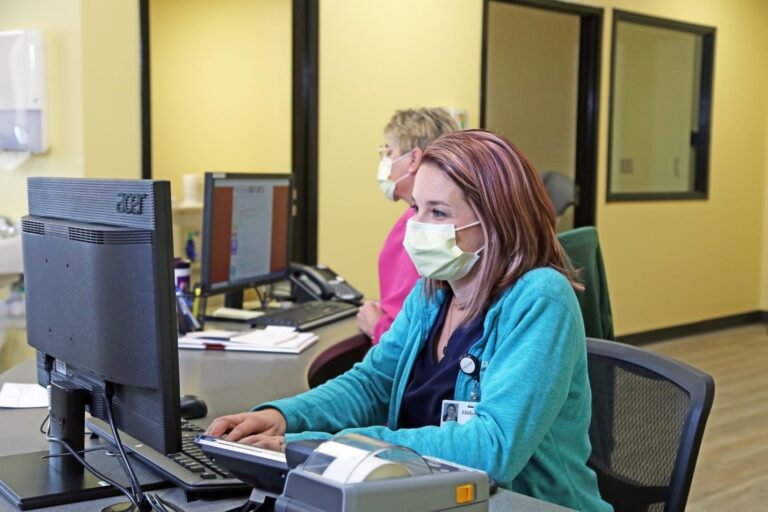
[610, 20, 707, 196]
[486, 2, 580, 231]
[150, 0, 293, 200]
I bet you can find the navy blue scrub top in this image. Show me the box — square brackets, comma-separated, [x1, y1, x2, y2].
[399, 295, 485, 428]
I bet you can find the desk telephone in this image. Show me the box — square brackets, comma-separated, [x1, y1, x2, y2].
[290, 263, 364, 304]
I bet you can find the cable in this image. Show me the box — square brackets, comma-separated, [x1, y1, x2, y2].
[145, 493, 179, 512]
[41, 365, 160, 510]
[103, 384, 144, 507]
[103, 385, 182, 512]
[41, 445, 109, 459]
[45, 436, 139, 508]
[254, 285, 267, 309]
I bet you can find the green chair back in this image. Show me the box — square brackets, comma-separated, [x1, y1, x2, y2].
[558, 227, 614, 340]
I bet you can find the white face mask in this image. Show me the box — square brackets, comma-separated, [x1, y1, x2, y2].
[403, 219, 484, 281]
[377, 153, 411, 201]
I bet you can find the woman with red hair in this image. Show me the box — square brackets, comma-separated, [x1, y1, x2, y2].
[208, 130, 611, 510]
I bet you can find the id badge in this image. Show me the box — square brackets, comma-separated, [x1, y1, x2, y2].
[440, 399, 475, 426]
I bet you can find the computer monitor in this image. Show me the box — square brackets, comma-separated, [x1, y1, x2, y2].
[200, 173, 292, 308]
[0, 178, 180, 509]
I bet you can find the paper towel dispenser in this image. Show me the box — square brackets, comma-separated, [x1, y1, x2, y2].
[0, 30, 47, 153]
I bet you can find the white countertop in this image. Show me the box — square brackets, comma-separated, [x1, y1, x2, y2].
[0, 237, 22, 276]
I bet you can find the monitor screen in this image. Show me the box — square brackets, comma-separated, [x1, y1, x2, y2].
[22, 178, 181, 455]
[201, 173, 292, 296]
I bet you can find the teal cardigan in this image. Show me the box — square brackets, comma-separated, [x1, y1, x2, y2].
[259, 268, 612, 511]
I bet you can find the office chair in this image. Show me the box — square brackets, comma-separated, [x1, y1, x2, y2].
[307, 333, 371, 388]
[540, 170, 575, 217]
[558, 227, 614, 339]
[586, 338, 715, 512]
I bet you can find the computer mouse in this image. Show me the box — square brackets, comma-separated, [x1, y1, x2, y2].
[180, 394, 208, 420]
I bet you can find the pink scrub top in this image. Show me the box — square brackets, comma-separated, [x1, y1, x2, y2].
[373, 208, 421, 344]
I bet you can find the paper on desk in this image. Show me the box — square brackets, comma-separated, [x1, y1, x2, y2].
[229, 326, 298, 345]
[0, 382, 49, 408]
[178, 330, 318, 354]
[185, 330, 239, 340]
[183, 326, 298, 345]
[223, 334, 318, 353]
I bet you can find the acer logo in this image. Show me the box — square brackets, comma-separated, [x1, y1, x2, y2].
[116, 193, 147, 215]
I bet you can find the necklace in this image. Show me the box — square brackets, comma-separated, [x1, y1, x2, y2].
[452, 301, 467, 310]
[442, 298, 459, 356]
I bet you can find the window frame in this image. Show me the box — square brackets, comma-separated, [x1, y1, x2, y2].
[606, 10, 716, 202]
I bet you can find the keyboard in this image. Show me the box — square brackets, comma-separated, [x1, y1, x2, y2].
[249, 300, 357, 331]
[86, 417, 249, 495]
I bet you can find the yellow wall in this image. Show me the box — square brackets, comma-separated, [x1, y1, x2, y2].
[762, 80, 768, 311]
[149, 0, 292, 204]
[80, 0, 141, 180]
[485, 2, 579, 177]
[760, 125, 768, 312]
[596, 0, 768, 334]
[0, 0, 140, 221]
[0, 0, 84, 221]
[317, 0, 768, 334]
[6, 0, 765, 334]
[317, 0, 483, 298]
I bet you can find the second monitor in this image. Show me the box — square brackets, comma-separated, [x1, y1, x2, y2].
[200, 173, 292, 309]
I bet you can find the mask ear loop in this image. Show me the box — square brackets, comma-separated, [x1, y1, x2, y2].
[454, 220, 481, 232]
[454, 220, 485, 255]
[457, 210, 486, 258]
[391, 172, 411, 185]
[384, 150, 415, 184]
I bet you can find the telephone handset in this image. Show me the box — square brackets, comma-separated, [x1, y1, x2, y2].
[289, 263, 364, 305]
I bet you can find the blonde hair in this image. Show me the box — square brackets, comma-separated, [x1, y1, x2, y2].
[384, 108, 460, 152]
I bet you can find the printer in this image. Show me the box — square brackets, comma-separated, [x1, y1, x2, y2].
[197, 433, 490, 512]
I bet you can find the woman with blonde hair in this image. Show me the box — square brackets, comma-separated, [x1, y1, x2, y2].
[356, 107, 460, 343]
[208, 130, 611, 510]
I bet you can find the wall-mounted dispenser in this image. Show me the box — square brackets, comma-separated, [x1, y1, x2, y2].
[0, 30, 47, 170]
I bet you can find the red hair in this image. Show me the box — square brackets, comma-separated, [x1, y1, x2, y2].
[421, 129, 580, 320]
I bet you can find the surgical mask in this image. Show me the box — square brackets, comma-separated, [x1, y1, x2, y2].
[377, 153, 410, 201]
[403, 219, 484, 281]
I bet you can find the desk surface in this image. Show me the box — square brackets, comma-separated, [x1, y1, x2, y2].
[0, 319, 572, 512]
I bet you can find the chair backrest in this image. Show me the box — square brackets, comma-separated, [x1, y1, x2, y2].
[558, 226, 614, 339]
[540, 170, 575, 216]
[307, 334, 371, 388]
[586, 338, 715, 512]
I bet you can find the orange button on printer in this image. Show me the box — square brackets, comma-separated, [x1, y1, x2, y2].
[455, 483, 475, 504]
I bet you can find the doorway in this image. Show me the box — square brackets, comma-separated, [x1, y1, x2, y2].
[481, 0, 601, 230]
[138, 0, 319, 264]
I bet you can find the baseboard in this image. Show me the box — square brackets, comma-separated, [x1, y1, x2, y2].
[616, 311, 767, 346]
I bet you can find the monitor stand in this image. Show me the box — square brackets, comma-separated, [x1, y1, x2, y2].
[0, 382, 167, 510]
[224, 289, 245, 310]
[0, 448, 168, 510]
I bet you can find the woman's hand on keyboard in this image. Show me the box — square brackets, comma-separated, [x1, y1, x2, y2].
[205, 408, 287, 442]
